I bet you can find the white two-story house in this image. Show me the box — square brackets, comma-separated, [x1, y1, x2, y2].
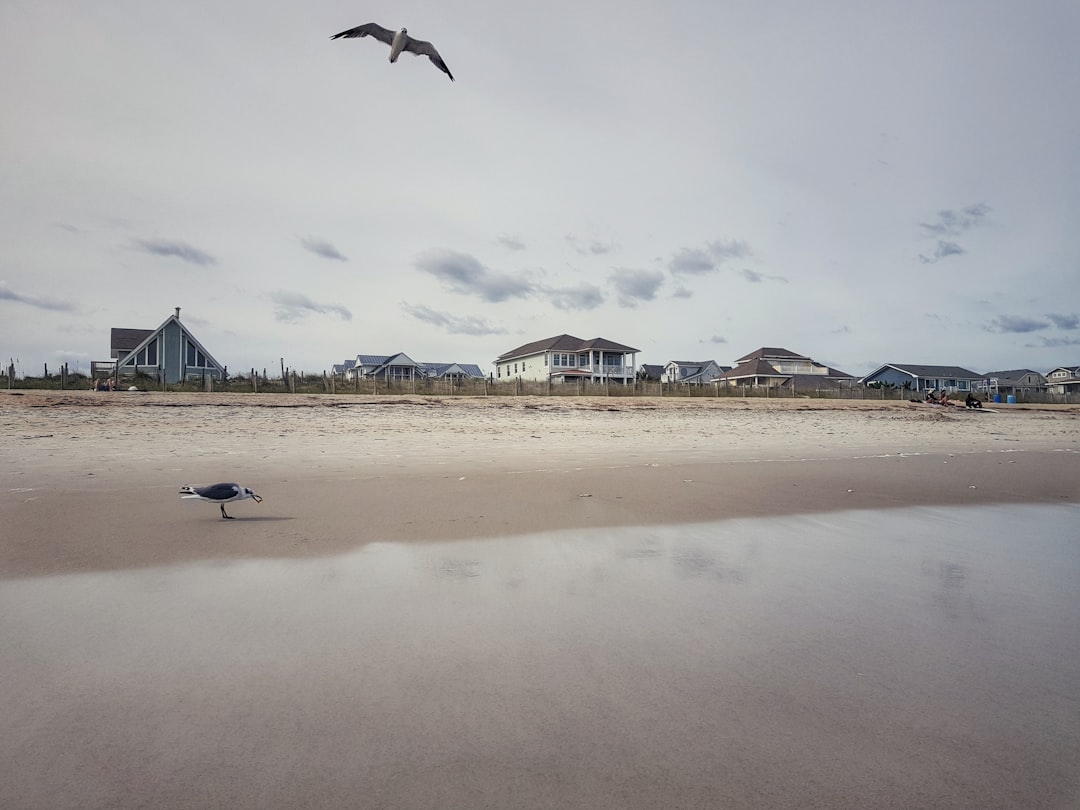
[494, 334, 639, 384]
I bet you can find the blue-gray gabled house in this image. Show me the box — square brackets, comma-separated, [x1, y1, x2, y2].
[423, 362, 485, 380]
[859, 363, 983, 393]
[112, 307, 225, 384]
[338, 353, 485, 381]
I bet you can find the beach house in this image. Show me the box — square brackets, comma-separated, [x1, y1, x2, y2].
[333, 353, 484, 382]
[98, 307, 225, 384]
[662, 360, 730, 384]
[859, 363, 983, 394]
[494, 334, 639, 384]
[716, 347, 855, 390]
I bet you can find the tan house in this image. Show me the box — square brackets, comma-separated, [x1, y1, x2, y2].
[1046, 366, 1080, 395]
[718, 347, 855, 389]
[979, 369, 1047, 396]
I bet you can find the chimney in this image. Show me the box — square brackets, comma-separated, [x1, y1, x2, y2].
[175, 307, 181, 319]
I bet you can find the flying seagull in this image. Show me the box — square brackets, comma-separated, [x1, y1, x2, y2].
[331, 23, 454, 82]
[179, 483, 263, 519]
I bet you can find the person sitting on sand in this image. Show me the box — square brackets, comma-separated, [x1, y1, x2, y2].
[965, 393, 982, 409]
[925, 389, 938, 404]
[938, 390, 949, 406]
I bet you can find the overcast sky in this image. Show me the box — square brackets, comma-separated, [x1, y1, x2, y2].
[3, 0, 1079, 378]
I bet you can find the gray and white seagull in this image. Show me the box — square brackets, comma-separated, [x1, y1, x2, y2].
[331, 23, 454, 82]
[179, 483, 263, 520]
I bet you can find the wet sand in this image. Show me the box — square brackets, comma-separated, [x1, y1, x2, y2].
[2, 393, 1080, 808]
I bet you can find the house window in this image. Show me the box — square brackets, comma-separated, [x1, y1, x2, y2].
[186, 341, 209, 368]
[133, 339, 158, 366]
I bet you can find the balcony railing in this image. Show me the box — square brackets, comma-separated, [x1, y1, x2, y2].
[555, 363, 633, 377]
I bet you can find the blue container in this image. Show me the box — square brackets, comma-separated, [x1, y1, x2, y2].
[993, 394, 1003, 403]
[1006, 394, 1016, 404]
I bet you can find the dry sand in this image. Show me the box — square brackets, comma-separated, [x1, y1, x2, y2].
[2, 392, 1079, 809]
[2, 391, 1078, 577]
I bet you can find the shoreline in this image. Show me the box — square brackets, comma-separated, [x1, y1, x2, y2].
[4, 388, 1079, 411]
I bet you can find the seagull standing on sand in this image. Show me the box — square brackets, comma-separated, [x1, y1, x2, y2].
[331, 23, 454, 82]
[179, 483, 262, 519]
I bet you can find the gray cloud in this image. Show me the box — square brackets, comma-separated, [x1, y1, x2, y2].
[401, 303, 506, 336]
[739, 268, 788, 283]
[270, 291, 352, 323]
[918, 240, 965, 264]
[668, 248, 715, 275]
[300, 236, 347, 262]
[1025, 336, 1080, 348]
[0, 282, 75, 312]
[704, 335, 727, 344]
[831, 325, 852, 335]
[709, 238, 753, 262]
[416, 250, 535, 303]
[669, 238, 752, 275]
[496, 233, 526, 251]
[543, 283, 605, 311]
[608, 268, 664, 307]
[1046, 312, 1079, 330]
[985, 314, 1049, 334]
[566, 234, 616, 257]
[919, 203, 991, 236]
[671, 286, 693, 299]
[134, 238, 216, 266]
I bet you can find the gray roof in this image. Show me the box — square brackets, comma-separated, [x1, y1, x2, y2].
[779, 374, 848, 390]
[357, 354, 391, 366]
[497, 334, 640, 362]
[823, 366, 857, 379]
[717, 359, 789, 380]
[110, 328, 154, 357]
[982, 369, 1045, 380]
[871, 363, 984, 379]
[424, 362, 485, 378]
[735, 347, 809, 364]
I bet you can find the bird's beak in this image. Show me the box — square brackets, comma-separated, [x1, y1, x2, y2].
[252, 494, 263, 504]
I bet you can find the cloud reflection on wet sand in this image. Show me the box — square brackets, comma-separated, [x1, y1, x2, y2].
[2, 504, 1078, 809]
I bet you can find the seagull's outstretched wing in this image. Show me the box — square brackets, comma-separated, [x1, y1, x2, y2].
[330, 23, 395, 45]
[403, 37, 455, 81]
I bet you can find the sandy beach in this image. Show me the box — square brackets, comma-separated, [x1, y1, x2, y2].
[3, 392, 1079, 808]
[3, 391, 1079, 577]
